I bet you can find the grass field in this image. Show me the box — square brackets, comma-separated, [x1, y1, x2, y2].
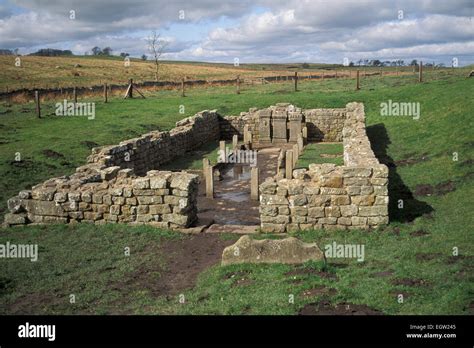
[0, 67, 472, 314]
[296, 143, 344, 168]
[0, 55, 419, 92]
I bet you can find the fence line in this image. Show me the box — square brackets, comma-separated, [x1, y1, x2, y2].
[0, 67, 464, 104]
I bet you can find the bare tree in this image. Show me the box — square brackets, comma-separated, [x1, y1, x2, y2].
[147, 31, 168, 81]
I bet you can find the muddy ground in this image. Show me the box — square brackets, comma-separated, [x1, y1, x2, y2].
[197, 146, 286, 226]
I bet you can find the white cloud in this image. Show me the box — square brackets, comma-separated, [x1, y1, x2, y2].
[0, 0, 472, 64]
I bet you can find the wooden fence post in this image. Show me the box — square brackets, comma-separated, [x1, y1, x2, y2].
[294, 71, 298, 91]
[125, 79, 133, 98]
[104, 83, 108, 103]
[35, 90, 41, 118]
[181, 78, 185, 97]
[356, 70, 360, 90]
[419, 61, 423, 83]
[236, 75, 240, 94]
[73, 86, 77, 104]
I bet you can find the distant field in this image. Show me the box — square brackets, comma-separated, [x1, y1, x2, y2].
[0, 55, 421, 92]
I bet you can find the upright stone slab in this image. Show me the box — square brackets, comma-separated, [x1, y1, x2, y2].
[302, 126, 308, 144]
[272, 107, 288, 144]
[297, 134, 304, 152]
[243, 124, 250, 143]
[206, 165, 214, 198]
[251, 167, 259, 200]
[292, 144, 299, 166]
[219, 140, 226, 162]
[286, 150, 294, 179]
[257, 109, 272, 144]
[202, 158, 210, 174]
[288, 110, 302, 143]
[232, 135, 238, 150]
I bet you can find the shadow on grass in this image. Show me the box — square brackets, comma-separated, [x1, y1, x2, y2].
[367, 123, 433, 222]
[159, 140, 219, 171]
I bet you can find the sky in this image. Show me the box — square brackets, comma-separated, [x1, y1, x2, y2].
[0, 0, 472, 65]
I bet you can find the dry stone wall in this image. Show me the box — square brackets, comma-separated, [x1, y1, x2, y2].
[3, 110, 218, 228]
[4, 102, 388, 232]
[219, 104, 346, 143]
[88, 110, 220, 175]
[259, 102, 389, 232]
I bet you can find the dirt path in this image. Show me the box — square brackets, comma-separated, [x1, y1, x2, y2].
[153, 234, 235, 296]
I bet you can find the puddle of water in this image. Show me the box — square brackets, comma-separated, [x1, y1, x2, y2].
[222, 165, 251, 180]
[215, 191, 249, 202]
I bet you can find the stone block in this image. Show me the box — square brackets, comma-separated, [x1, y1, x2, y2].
[308, 195, 331, 207]
[325, 206, 341, 217]
[260, 223, 286, 233]
[289, 195, 307, 206]
[321, 176, 343, 188]
[7, 196, 24, 213]
[137, 196, 163, 205]
[133, 178, 150, 189]
[308, 207, 325, 218]
[260, 205, 278, 217]
[331, 195, 350, 205]
[222, 236, 324, 265]
[340, 205, 358, 217]
[261, 195, 288, 205]
[358, 206, 388, 217]
[4, 213, 26, 225]
[351, 195, 375, 206]
[150, 176, 168, 189]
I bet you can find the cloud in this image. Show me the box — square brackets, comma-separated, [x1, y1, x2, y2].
[0, 0, 472, 64]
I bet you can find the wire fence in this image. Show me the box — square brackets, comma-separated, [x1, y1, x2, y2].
[0, 66, 470, 107]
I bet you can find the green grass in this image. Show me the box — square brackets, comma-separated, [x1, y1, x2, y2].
[296, 143, 344, 168]
[0, 68, 473, 314]
[0, 224, 181, 314]
[159, 140, 221, 171]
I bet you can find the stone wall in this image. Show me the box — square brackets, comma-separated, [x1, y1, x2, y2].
[5, 169, 198, 228]
[259, 102, 389, 232]
[219, 108, 258, 140]
[3, 110, 217, 228]
[304, 108, 346, 142]
[219, 104, 346, 143]
[88, 110, 220, 175]
[4, 102, 388, 232]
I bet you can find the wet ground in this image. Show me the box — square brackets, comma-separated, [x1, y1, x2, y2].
[197, 146, 287, 226]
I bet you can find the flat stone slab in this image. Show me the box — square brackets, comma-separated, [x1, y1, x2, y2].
[222, 235, 325, 265]
[206, 224, 259, 234]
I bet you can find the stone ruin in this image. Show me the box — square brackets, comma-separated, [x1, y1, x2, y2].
[4, 102, 388, 233]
